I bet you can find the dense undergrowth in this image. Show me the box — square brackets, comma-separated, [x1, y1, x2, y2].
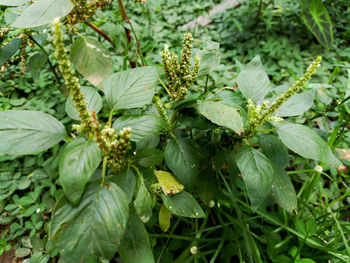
[0, 0, 349, 262]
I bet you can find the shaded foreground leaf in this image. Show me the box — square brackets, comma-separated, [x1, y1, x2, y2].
[165, 138, 200, 188]
[236, 145, 275, 209]
[59, 138, 102, 205]
[161, 191, 205, 218]
[50, 180, 129, 262]
[118, 210, 155, 263]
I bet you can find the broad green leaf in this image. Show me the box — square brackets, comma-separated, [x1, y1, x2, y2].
[118, 210, 155, 263]
[0, 0, 28, 6]
[272, 166, 297, 214]
[159, 204, 172, 232]
[154, 170, 184, 196]
[65, 86, 102, 121]
[104, 66, 158, 110]
[11, 0, 73, 28]
[28, 52, 47, 82]
[196, 169, 217, 205]
[113, 114, 166, 142]
[134, 148, 164, 167]
[259, 135, 297, 213]
[50, 180, 129, 262]
[164, 138, 200, 188]
[0, 110, 65, 155]
[259, 134, 289, 168]
[276, 90, 315, 117]
[236, 56, 271, 103]
[161, 191, 205, 218]
[116, 169, 135, 204]
[198, 101, 243, 134]
[134, 177, 153, 223]
[0, 38, 22, 67]
[236, 146, 275, 209]
[300, 0, 333, 48]
[59, 138, 102, 205]
[346, 69, 350, 98]
[197, 41, 221, 75]
[70, 37, 112, 89]
[277, 123, 341, 165]
[15, 248, 31, 257]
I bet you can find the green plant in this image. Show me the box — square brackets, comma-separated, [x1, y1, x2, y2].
[0, 0, 349, 262]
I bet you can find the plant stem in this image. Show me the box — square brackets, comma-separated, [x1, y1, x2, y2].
[310, 96, 350, 120]
[101, 156, 108, 185]
[25, 31, 61, 84]
[84, 21, 116, 48]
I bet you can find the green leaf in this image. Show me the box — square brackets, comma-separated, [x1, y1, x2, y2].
[236, 146, 275, 209]
[65, 86, 102, 121]
[134, 148, 164, 167]
[276, 90, 315, 117]
[300, 0, 333, 48]
[104, 66, 158, 110]
[0, 0, 28, 6]
[197, 41, 221, 75]
[15, 248, 31, 257]
[0, 38, 22, 67]
[70, 37, 112, 89]
[161, 191, 205, 218]
[134, 177, 152, 223]
[259, 134, 289, 168]
[0, 110, 65, 155]
[277, 123, 341, 165]
[164, 138, 200, 188]
[272, 166, 297, 214]
[198, 101, 243, 134]
[59, 138, 102, 205]
[113, 114, 166, 142]
[236, 55, 271, 103]
[116, 169, 135, 204]
[28, 52, 47, 82]
[154, 170, 184, 196]
[346, 69, 350, 98]
[50, 180, 129, 262]
[159, 204, 172, 232]
[11, 0, 73, 28]
[259, 134, 297, 213]
[345, 70, 350, 114]
[118, 210, 155, 263]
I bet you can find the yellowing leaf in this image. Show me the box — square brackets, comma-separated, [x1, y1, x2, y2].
[154, 170, 184, 196]
[159, 204, 172, 232]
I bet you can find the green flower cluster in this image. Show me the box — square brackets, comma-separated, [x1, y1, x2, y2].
[69, 0, 109, 24]
[91, 112, 132, 173]
[153, 96, 171, 128]
[132, 0, 147, 3]
[0, 27, 9, 39]
[20, 35, 27, 74]
[247, 56, 322, 135]
[52, 19, 94, 136]
[160, 33, 200, 101]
